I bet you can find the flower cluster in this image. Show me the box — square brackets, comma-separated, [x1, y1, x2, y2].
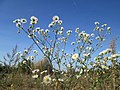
[99, 48, 112, 56]
[48, 16, 62, 28]
[32, 69, 39, 79]
[13, 16, 120, 89]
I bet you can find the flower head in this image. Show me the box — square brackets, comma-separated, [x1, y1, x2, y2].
[33, 50, 38, 54]
[75, 28, 79, 33]
[95, 22, 99, 25]
[58, 20, 62, 25]
[91, 33, 94, 37]
[60, 27, 64, 31]
[24, 49, 28, 54]
[13, 19, 20, 23]
[67, 64, 71, 68]
[52, 16, 59, 22]
[31, 56, 35, 60]
[58, 78, 64, 82]
[72, 53, 79, 60]
[111, 54, 120, 58]
[16, 22, 21, 28]
[22, 60, 26, 64]
[43, 75, 51, 84]
[101, 65, 109, 69]
[30, 16, 38, 24]
[101, 24, 107, 27]
[36, 27, 40, 31]
[32, 75, 38, 79]
[32, 69, 39, 73]
[21, 18, 27, 23]
[71, 42, 75, 45]
[107, 27, 111, 31]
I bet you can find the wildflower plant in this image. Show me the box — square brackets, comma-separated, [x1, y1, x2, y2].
[13, 16, 120, 89]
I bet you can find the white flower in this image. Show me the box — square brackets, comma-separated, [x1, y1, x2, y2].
[32, 75, 38, 79]
[89, 47, 92, 51]
[23, 60, 26, 64]
[66, 53, 69, 56]
[96, 36, 100, 40]
[21, 18, 27, 23]
[67, 30, 72, 33]
[43, 75, 51, 84]
[71, 42, 75, 45]
[101, 65, 109, 69]
[33, 50, 38, 54]
[52, 69, 55, 72]
[48, 23, 53, 28]
[60, 27, 64, 31]
[94, 57, 98, 61]
[61, 49, 64, 52]
[58, 78, 64, 82]
[99, 28, 104, 32]
[16, 22, 21, 27]
[72, 53, 79, 60]
[52, 16, 59, 22]
[78, 31, 85, 37]
[101, 24, 107, 27]
[83, 53, 90, 58]
[66, 30, 72, 34]
[99, 50, 107, 55]
[106, 48, 112, 53]
[67, 64, 71, 68]
[61, 71, 64, 74]
[84, 37, 89, 42]
[52, 78, 56, 82]
[111, 54, 120, 58]
[95, 22, 99, 25]
[95, 26, 100, 30]
[40, 70, 47, 74]
[66, 30, 72, 36]
[24, 50, 28, 54]
[103, 50, 107, 55]
[108, 56, 112, 60]
[86, 46, 92, 51]
[75, 28, 79, 33]
[51, 21, 56, 25]
[57, 31, 63, 35]
[76, 75, 81, 79]
[85, 34, 90, 38]
[79, 68, 83, 74]
[32, 29, 37, 32]
[36, 27, 40, 31]
[91, 33, 94, 37]
[27, 56, 31, 60]
[32, 69, 40, 73]
[30, 16, 38, 24]
[13, 19, 20, 23]
[31, 56, 35, 60]
[35, 69, 39, 72]
[107, 27, 111, 31]
[30, 16, 38, 21]
[16, 51, 21, 55]
[58, 20, 62, 25]
[45, 29, 50, 33]
[38, 29, 44, 34]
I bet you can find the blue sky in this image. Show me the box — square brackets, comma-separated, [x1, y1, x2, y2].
[0, 0, 120, 60]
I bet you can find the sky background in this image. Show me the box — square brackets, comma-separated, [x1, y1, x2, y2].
[0, 0, 120, 60]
